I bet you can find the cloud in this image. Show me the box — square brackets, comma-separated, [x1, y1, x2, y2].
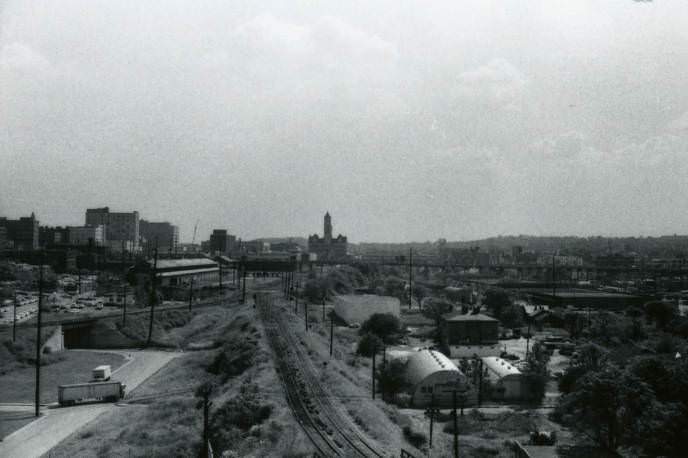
[0, 42, 51, 72]
[667, 110, 688, 132]
[530, 131, 586, 160]
[454, 58, 526, 105]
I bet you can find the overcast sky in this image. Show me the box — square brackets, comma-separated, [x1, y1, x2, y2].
[1, 1, 687, 243]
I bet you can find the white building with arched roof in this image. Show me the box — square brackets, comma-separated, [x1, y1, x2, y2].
[482, 356, 525, 400]
[405, 349, 476, 408]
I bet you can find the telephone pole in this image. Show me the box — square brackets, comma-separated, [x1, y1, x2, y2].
[13, 290, 17, 342]
[408, 248, 413, 310]
[452, 388, 459, 458]
[429, 391, 435, 449]
[241, 268, 247, 304]
[121, 240, 127, 326]
[329, 313, 334, 357]
[188, 277, 194, 312]
[34, 258, 44, 417]
[372, 351, 376, 400]
[146, 240, 159, 347]
[218, 263, 223, 304]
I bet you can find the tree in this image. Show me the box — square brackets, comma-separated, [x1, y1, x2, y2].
[303, 278, 326, 303]
[558, 343, 608, 394]
[499, 304, 525, 329]
[422, 297, 454, 328]
[356, 333, 383, 358]
[645, 301, 677, 330]
[359, 313, 402, 343]
[412, 284, 428, 310]
[376, 359, 408, 401]
[483, 288, 511, 318]
[563, 311, 586, 338]
[557, 364, 654, 451]
[383, 276, 406, 300]
[523, 341, 549, 400]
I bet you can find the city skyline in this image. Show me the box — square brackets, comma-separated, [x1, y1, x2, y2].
[2, 1, 688, 242]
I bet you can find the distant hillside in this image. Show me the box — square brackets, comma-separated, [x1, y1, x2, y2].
[354, 235, 688, 258]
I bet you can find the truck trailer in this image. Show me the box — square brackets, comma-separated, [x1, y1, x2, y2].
[58, 381, 126, 406]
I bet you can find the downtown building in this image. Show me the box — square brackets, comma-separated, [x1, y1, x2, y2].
[0, 213, 40, 250]
[139, 220, 179, 254]
[308, 212, 348, 261]
[68, 225, 106, 246]
[208, 229, 237, 255]
[85, 207, 139, 252]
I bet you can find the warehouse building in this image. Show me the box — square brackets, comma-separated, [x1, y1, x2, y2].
[440, 312, 499, 346]
[482, 356, 525, 400]
[333, 294, 400, 325]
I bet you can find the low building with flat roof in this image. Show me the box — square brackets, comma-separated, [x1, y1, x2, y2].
[441, 312, 499, 346]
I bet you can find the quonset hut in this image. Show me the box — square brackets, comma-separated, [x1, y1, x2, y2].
[481, 356, 525, 400]
[406, 349, 476, 408]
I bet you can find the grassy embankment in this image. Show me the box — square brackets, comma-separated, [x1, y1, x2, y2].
[48, 303, 314, 458]
[0, 326, 126, 403]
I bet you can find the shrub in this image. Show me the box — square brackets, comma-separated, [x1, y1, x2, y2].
[402, 425, 427, 449]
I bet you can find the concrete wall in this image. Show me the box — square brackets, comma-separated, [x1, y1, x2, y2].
[41, 325, 64, 353]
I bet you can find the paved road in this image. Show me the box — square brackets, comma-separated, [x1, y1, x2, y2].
[0, 350, 180, 458]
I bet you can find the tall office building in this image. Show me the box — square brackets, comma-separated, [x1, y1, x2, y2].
[0, 213, 39, 250]
[139, 220, 179, 253]
[85, 207, 139, 252]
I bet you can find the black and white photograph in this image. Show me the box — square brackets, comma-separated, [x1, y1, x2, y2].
[1, 1, 687, 457]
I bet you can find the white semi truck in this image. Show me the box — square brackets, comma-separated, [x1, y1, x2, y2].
[58, 381, 126, 406]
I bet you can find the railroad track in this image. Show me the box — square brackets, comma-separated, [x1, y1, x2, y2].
[259, 294, 387, 458]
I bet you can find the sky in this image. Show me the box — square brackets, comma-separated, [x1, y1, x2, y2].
[1, 0, 688, 243]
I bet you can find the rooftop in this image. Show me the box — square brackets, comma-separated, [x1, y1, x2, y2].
[406, 349, 461, 386]
[482, 356, 522, 377]
[442, 312, 498, 323]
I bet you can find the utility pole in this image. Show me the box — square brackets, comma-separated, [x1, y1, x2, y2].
[552, 253, 556, 299]
[295, 281, 299, 314]
[329, 313, 334, 357]
[218, 263, 223, 303]
[241, 268, 247, 304]
[188, 277, 194, 312]
[77, 268, 81, 296]
[525, 316, 532, 362]
[372, 351, 376, 400]
[477, 358, 483, 406]
[146, 240, 158, 347]
[13, 290, 17, 342]
[196, 383, 213, 458]
[452, 388, 459, 458]
[35, 258, 44, 417]
[121, 240, 127, 327]
[322, 296, 326, 322]
[408, 248, 413, 310]
[429, 391, 435, 449]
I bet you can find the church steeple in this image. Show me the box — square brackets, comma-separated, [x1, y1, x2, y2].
[324, 212, 332, 242]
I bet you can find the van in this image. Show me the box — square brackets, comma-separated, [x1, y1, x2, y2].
[92, 365, 112, 381]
